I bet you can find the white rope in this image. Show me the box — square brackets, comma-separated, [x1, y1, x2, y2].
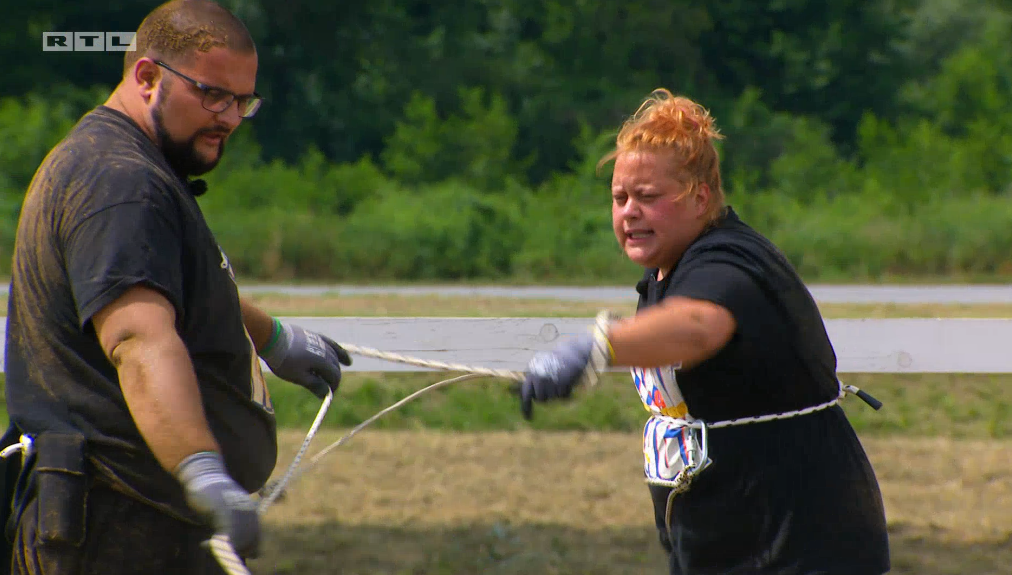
[207, 534, 251, 575]
[334, 342, 525, 382]
[258, 387, 335, 512]
[209, 348, 511, 575]
[655, 382, 865, 430]
[252, 372, 488, 513]
[208, 334, 879, 574]
[289, 373, 485, 486]
[334, 339, 875, 432]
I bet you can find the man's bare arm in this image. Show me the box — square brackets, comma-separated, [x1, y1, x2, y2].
[92, 285, 220, 472]
[239, 296, 275, 354]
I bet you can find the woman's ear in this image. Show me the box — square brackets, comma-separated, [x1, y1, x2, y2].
[693, 183, 711, 218]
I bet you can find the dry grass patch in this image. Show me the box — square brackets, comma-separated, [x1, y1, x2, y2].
[248, 430, 1012, 575]
[819, 302, 1012, 318]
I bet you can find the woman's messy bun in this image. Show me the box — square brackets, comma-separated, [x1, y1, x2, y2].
[599, 89, 726, 220]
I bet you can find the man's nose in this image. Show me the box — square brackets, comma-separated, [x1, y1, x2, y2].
[215, 100, 243, 129]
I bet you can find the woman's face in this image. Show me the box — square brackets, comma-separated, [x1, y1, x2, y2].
[611, 149, 709, 276]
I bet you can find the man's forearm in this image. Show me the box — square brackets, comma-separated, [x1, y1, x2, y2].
[239, 297, 276, 354]
[112, 333, 221, 473]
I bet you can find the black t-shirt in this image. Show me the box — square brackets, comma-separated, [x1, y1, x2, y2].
[5, 105, 277, 523]
[638, 208, 890, 574]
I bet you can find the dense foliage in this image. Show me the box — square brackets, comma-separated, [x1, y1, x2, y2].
[2, 0, 1011, 282]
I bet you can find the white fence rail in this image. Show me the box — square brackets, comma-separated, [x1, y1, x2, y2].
[5, 317, 1005, 374]
[0, 317, 1009, 374]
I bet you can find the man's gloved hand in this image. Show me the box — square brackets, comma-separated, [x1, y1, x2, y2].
[260, 319, 352, 399]
[520, 328, 613, 420]
[175, 451, 260, 558]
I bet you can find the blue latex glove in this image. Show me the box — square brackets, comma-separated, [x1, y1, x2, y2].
[261, 319, 352, 399]
[520, 332, 611, 420]
[175, 451, 260, 558]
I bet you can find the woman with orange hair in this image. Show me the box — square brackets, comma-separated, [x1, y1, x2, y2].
[518, 89, 890, 574]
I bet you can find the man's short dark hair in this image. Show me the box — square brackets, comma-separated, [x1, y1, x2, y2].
[124, 0, 256, 74]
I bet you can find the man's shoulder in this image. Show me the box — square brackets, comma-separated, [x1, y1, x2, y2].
[31, 108, 185, 218]
[65, 106, 173, 176]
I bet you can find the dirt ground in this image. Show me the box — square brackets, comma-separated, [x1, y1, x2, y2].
[245, 430, 1012, 575]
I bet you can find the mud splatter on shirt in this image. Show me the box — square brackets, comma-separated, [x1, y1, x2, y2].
[5, 105, 277, 524]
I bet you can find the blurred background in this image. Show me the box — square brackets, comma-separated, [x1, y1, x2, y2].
[5, 0, 1012, 285]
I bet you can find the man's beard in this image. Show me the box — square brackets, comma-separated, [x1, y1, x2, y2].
[152, 100, 227, 178]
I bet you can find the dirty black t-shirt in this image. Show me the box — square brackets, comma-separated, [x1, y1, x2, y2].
[639, 208, 890, 574]
[4, 105, 277, 524]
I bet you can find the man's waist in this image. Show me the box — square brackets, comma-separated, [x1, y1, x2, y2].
[88, 458, 204, 525]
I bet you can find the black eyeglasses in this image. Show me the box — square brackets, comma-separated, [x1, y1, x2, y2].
[154, 60, 263, 118]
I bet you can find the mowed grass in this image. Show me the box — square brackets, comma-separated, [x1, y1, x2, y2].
[249, 430, 1012, 575]
[239, 292, 1012, 318]
[2, 370, 1009, 439]
[253, 371, 1012, 440]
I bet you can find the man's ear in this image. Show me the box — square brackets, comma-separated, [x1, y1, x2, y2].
[134, 58, 161, 104]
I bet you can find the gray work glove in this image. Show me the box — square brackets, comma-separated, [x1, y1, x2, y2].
[519, 331, 612, 420]
[175, 451, 260, 558]
[260, 319, 352, 399]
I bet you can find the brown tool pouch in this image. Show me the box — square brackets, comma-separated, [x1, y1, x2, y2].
[32, 433, 90, 547]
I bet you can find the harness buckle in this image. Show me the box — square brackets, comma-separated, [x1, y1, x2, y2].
[0, 434, 34, 460]
[643, 417, 712, 494]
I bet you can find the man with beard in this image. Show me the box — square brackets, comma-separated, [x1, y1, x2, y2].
[0, 1, 352, 573]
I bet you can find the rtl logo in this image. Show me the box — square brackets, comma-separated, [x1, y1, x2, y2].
[43, 32, 136, 52]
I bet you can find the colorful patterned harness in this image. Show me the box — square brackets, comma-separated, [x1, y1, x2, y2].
[631, 363, 881, 496]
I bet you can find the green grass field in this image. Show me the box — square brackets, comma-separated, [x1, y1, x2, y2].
[261, 371, 1012, 438]
[5, 371, 1006, 438]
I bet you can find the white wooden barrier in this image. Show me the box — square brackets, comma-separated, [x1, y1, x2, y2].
[291, 317, 1012, 373]
[0, 317, 1010, 374]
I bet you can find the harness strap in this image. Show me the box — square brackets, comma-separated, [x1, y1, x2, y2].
[640, 381, 883, 509]
[653, 381, 881, 431]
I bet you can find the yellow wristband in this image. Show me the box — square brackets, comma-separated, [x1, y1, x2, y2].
[592, 310, 617, 366]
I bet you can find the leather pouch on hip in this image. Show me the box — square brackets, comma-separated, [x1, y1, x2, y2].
[33, 433, 89, 547]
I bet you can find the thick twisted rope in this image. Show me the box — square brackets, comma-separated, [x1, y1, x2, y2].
[280, 372, 485, 489]
[336, 342, 877, 430]
[209, 348, 521, 575]
[331, 308, 615, 386]
[259, 387, 336, 512]
[335, 342, 525, 381]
